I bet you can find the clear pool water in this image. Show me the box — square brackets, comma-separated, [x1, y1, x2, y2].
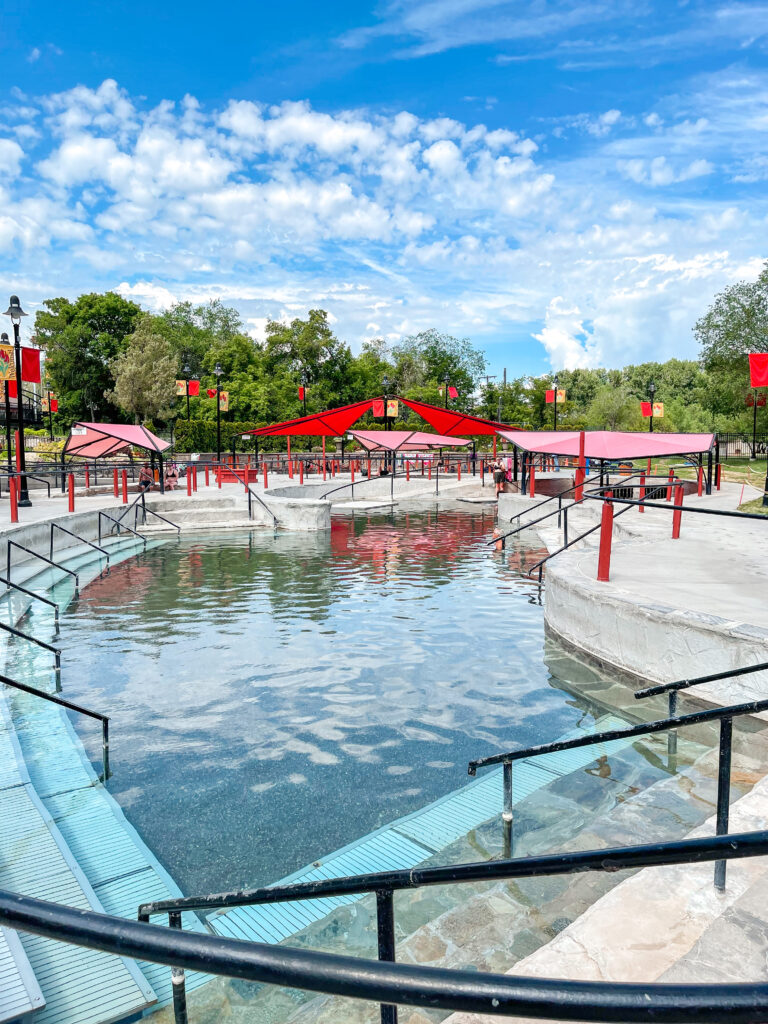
[30, 503, 615, 894]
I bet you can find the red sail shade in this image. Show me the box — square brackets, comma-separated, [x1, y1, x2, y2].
[348, 430, 470, 452]
[496, 429, 714, 459]
[63, 423, 170, 459]
[398, 398, 508, 436]
[244, 399, 377, 437]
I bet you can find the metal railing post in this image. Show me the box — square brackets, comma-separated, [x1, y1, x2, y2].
[168, 911, 188, 1024]
[102, 718, 110, 781]
[502, 761, 513, 858]
[376, 891, 398, 1024]
[715, 718, 733, 893]
[563, 506, 568, 546]
[668, 689, 678, 764]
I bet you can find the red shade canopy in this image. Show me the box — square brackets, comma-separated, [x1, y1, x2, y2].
[348, 430, 470, 452]
[400, 398, 508, 436]
[63, 422, 171, 459]
[496, 430, 715, 459]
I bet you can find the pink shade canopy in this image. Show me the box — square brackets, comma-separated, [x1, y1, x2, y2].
[349, 430, 470, 452]
[496, 430, 715, 459]
[63, 422, 171, 459]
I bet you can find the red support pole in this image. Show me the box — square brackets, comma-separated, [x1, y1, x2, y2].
[68, 473, 75, 512]
[85, 467, 90, 490]
[263, 463, 268, 488]
[193, 466, 198, 491]
[205, 465, 210, 487]
[639, 472, 646, 514]
[574, 430, 585, 501]
[244, 466, 249, 491]
[493, 434, 497, 458]
[9, 477, 18, 523]
[666, 468, 674, 502]
[697, 466, 703, 497]
[406, 461, 410, 481]
[672, 484, 684, 539]
[716, 463, 722, 490]
[457, 463, 461, 481]
[217, 465, 222, 489]
[322, 438, 327, 481]
[113, 467, 119, 497]
[187, 468, 192, 496]
[367, 457, 371, 479]
[597, 497, 614, 582]
[351, 462, 355, 484]
[529, 462, 536, 498]
[121, 470, 128, 504]
[299, 460, 304, 485]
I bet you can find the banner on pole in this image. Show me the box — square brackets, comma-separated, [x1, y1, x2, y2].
[188, 380, 200, 397]
[372, 399, 385, 417]
[386, 399, 399, 417]
[206, 388, 217, 398]
[641, 401, 652, 417]
[176, 379, 186, 396]
[298, 386, 305, 401]
[748, 353, 768, 389]
[652, 402, 664, 418]
[220, 391, 229, 412]
[0, 346, 15, 381]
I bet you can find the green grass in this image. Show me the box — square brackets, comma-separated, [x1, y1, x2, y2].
[737, 497, 768, 516]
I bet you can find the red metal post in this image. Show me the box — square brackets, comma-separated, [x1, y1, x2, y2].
[85, 467, 90, 490]
[597, 497, 614, 582]
[406, 461, 409, 481]
[217, 465, 222, 489]
[121, 470, 128, 504]
[263, 463, 268, 488]
[697, 466, 703, 497]
[574, 430, 585, 501]
[113, 467, 119, 497]
[68, 473, 75, 512]
[639, 472, 646, 513]
[205, 464, 210, 487]
[666, 468, 674, 501]
[299, 460, 304, 485]
[672, 484, 684, 539]
[350, 462, 355, 484]
[529, 462, 536, 498]
[322, 438, 327, 481]
[457, 463, 461, 482]
[9, 477, 18, 523]
[187, 468, 192, 496]
[193, 466, 198, 491]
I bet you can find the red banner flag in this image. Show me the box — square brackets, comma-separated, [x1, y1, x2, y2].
[641, 402, 652, 416]
[749, 353, 768, 388]
[188, 380, 200, 397]
[448, 386, 458, 398]
[298, 386, 305, 401]
[206, 388, 217, 398]
[545, 389, 555, 404]
[50, 398, 59, 412]
[746, 394, 755, 407]
[759, 394, 767, 408]
[5, 381, 17, 398]
[372, 399, 385, 417]
[21, 347, 41, 383]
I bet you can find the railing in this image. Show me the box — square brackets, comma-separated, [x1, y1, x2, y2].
[0, 573, 60, 631]
[131, 492, 182, 535]
[209, 461, 279, 528]
[50, 522, 110, 573]
[0, 671, 110, 780]
[0, 472, 52, 498]
[6, 540, 79, 589]
[0, 619, 61, 681]
[467, 694, 768, 891]
[97, 510, 147, 548]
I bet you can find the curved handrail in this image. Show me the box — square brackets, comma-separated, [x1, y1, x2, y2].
[97, 511, 147, 548]
[635, 661, 768, 701]
[3, 862, 768, 1023]
[6, 540, 79, 588]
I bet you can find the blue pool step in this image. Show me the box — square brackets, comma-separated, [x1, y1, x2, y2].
[212, 715, 634, 945]
[0, 924, 45, 1023]
[0, 536, 211, 1022]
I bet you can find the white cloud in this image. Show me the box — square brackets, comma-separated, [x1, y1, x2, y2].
[27, 48, 41, 63]
[0, 139, 24, 178]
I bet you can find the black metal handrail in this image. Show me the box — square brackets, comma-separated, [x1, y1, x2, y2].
[0, 672, 110, 780]
[635, 661, 768, 702]
[97, 510, 147, 548]
[50, 522, 110, 573]
[468, 694, 768, 890]
[132, 492, 182, 534]
[0, 619, 61, 679]
[0, 472, 52, 498]
[0, 573, 60, 631]
[209, 461, 279, 528]
[583, 493, 768, 521]
[7, 540, 79, 589]
[1, 859, 767, 1024]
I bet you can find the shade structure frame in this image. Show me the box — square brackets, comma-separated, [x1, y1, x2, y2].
[347, 429, 470, 452]
[496, 429, 716, 461]
[63, 422, 171, 460]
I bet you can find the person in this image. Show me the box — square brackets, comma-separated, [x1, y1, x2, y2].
[492, 458, 505, 498]
[138, 463, 154, 492]
[164, 461, 179, 490]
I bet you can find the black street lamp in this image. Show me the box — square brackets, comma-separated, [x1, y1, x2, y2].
[46, 389, 54, 442]
[4, 296, 31, 506]
[215, 362, 223, 463]
[1, 333, 12, 474]
[553, 374, 559, 433]
[382, 375, 391, 431]
[301, 370, 308, 416]
[648, 381, 656, 433]
[183, 362, 192, 420]
[444, 375, 450, 410]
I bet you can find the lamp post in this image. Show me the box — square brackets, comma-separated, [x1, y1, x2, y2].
[4, 296, 31, 506]
[46, 389, 54, 442]
[1, 333, 12, 475]
[183, 362, 192, 420]
[301, 371, 308, 416]
[553, 374, 559, 432]
[215, 363, 223, 463]
[648, 381, 656, 433]
[444, 375, 451, 410]
[382, 375, 391, 431]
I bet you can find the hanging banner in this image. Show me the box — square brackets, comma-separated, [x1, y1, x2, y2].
[448, 386, 458, 399]
[759, 394, 767, 408]
[545, 389, 554, 404]
[749, 353, 768, 389]
[42, 394, 50, 412]
[641, 401, 652, 417]
[0, 346, 15, 381]
[386, 399, 399, 417]
[372, 399, 385, 417]
[51, 398, 59, 412]
[188, 380, 200, 397]
[546, 388, 566, 404]
[206, 388, 217, 398]
[176, 380, 186, 396]
[747, 394, 755, 407]
[556, 388, 565, 404]
[21, 347, 41, 384]
[298, 386, 305, 401]
[652, 402, 664, 418]
[219, 391, 229, 412]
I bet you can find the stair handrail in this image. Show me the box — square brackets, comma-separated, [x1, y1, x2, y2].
[97, 510, 147, 548]
[50, 522, 111, 572]
[0, 671, 110, 780]
[582, 492, 768, 522]
[0, 471, 52, 498]
[0, 574, 60, 630]
[468, 693, 768, 889]
[132, 492, 181, 534]
[635, 661, 768, 702]
[6, 539, 79, 589]
[209, 460, 279, 528]
[0, 619, 61, 679]
[1, 858, 768, 1024]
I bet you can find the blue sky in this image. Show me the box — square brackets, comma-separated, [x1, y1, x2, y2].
[0, 1, 766, 378]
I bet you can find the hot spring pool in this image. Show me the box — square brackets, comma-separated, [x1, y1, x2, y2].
[12, 502, 621, 895]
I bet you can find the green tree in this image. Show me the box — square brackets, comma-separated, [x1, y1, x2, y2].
[34, 292, 142, 422]
[107, 317, 177, 424]
[391, 330, 486, 409]
[585, 386, 643, 431]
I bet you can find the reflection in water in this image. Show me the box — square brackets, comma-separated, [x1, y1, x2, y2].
[29, 503, 604, 893]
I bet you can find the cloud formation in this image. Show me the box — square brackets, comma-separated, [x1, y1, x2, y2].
[0, 72, 765, 370]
